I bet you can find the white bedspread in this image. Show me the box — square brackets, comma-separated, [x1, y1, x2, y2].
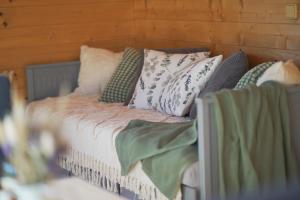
[27, 94, 188, 200]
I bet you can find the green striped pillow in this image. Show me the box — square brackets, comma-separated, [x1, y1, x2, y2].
[235, 62, 275, 89]
[100, 48, 142, 103]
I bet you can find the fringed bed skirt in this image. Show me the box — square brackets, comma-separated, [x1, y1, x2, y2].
[57, 149, 182, 200]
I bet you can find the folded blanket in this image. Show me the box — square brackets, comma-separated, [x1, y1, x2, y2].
[211, 82, 298, 198]
[116, 120, 197, 199]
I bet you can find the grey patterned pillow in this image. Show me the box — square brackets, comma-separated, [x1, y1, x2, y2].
[128, 49, 222, 116]
[189, 51, 249, 119]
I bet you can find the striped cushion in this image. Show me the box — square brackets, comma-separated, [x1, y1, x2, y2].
[100, 48, 142, 103]
[235, 62, 275, 89]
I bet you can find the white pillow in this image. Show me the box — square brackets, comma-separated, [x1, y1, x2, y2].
[74, 45, 123, 95]
[257, 60, 300, 86]
[128, 49, 213, 115]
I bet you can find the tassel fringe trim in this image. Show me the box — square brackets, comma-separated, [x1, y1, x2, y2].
[57, 149, 182, 200]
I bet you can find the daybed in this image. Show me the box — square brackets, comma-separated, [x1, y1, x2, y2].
[27, 91, 200, 200]
[26, 57, 300, 200]
[26, 61, 202, 200]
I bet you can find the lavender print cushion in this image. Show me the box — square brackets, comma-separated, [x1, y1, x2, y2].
[158, 56, 223, 116]
[128, 49, 212, 115]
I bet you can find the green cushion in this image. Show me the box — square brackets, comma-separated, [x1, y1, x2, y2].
[100, 48, 142, 103]
[235, 62, 275, 89]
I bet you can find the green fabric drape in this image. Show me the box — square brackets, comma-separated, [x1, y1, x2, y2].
[116, 119, 198, 199]
[211, 82, 298, 198]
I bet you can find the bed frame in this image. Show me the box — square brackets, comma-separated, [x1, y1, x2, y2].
[26, 61, 200, 200]
[26, 61, 300, 200]
[26, 61, 80, 102]
[196, 86, 300, 200]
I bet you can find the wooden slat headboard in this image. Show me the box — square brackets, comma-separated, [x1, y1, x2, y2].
[26, 61, 80, 102]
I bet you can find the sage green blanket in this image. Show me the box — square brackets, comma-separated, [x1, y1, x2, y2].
[116, 82, 298, 200]
[116, 120, 198, 199]
[211, 82, 298, 198]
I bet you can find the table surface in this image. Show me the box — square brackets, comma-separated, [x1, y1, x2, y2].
[0, 177, 125, 200]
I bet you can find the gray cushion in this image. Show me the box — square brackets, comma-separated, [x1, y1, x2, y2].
[125, 48, 210, 105]
[189, 51, 249, 119]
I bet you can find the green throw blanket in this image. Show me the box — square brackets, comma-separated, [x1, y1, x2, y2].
[210, 82, 298, 198]
[116, 82, 298, 200]
[116, 120, 198, 199]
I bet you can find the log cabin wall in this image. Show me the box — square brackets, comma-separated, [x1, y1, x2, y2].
[0, 0, 134, 97]
[1, 0, 300, 98]
[133, 0, 300, 66]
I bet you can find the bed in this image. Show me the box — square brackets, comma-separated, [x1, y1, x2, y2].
[27, 95, 199, 200]
[26, 61, 300, 200]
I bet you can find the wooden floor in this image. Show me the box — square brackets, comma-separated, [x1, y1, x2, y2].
[46, 177, 126, 200]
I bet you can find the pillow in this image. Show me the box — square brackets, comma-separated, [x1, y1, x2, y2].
[157, 56, 223, 116]
[189, 51, 249, 119]
[235, 61, 274, 89]
[125, 47, 209, 105]
[100, 48, 143, 103]
[128, 50, 217, 115]
[74, 45, 123, 95]
[257, 60, 300, 86]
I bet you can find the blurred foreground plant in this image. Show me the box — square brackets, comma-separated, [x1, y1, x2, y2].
[0, 83, 69, 184]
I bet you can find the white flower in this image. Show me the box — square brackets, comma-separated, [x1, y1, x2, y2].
[3, 116, 18, 146]
[39, 131, 56, 158]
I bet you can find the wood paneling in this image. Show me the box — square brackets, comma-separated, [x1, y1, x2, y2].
[0, 0, 134, 98]
[1, 0, 300, 98]
[133, 0, 300, 66]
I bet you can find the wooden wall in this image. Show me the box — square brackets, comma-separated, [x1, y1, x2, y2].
[1, 0, 300, 98]
[0, 0, 134, 97]
[133, 0, 300, 66]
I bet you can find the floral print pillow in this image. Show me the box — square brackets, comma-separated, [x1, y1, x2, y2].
[128, 49, 210, 113]
[158, 55, 223, 116]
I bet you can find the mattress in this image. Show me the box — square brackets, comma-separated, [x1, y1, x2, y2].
[27, 94, 199, 200]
